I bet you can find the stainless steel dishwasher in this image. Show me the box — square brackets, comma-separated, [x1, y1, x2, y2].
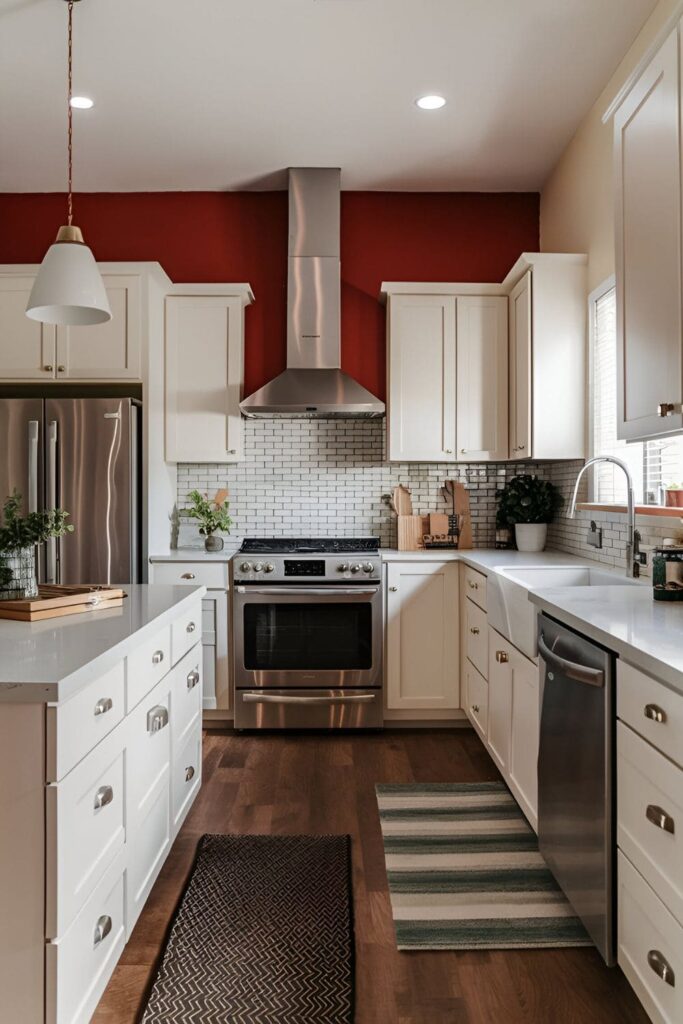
[537, 613, 616, 966]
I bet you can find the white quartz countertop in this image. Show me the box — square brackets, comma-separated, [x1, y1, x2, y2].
[529, 586, 683, 694]
[150, 549, 237, 563]
[0, 584, 206, 704]
[380, 548, 596, 571]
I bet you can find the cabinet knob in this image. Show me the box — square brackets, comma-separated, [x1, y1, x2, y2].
[471, 703, 480, 714]
[152, 649, 164, 665]
[44, 364, 54, 372]
[185, 765, 196, 782]
[57, 365, 65, 373]
[468, 580, 478, 590]
[181, 572, 196, 580]
[658, 402, 676, 418]
[495, 650, 509, 663]
[646, 804, 675, 834]
[644, 703, 666, 724]
[469, 626, 480, 635]
[93, 785, 114, 811]
[93, 914, 112, 949]
[514, 444, 526, 452]
[444, 449, 453, 454]
[647, 949, 675, 987]
[228, 449, 237, 455]
[389, 586, 398, 592]
[94, 696, 113, 716]
[186, 621, 196, 633]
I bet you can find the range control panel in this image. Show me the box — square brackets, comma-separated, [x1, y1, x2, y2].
[233, 554, 381, 583]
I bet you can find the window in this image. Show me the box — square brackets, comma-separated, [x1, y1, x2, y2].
[590, 280, 683, 504]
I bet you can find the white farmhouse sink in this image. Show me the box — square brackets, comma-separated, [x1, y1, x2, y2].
[487, 565, 640, 659]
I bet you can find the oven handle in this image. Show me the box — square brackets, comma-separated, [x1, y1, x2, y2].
[242, 692, 377, 705]
[235, 587, 380, 597]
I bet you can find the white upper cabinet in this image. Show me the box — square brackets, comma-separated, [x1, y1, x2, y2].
[0, 275, 56, 379]
[386, 560, 460, 711]
[387, 294, 456, 461]
[0, 271, 141, 381]
[384, 287, 508, 462]
[614, 27, 683, 440]
[504, 254, 587, 461]
[56, 274, 142, 380]
[456, 295, 508, 461]
[165, 290, 252, 463]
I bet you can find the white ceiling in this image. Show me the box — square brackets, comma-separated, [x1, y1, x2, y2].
[0, 0, 658, 192]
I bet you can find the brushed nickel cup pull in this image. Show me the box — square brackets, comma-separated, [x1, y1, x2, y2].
[152, 650, 164, 665]
[187, 669, 200, 690]
[471, 703, 480, 714]
[94, 697, 113, 716]
[147, 705, 169, 734]
[644, 703, 666, 724]
[646, 804, 675, 834]
[181, 572, 196, 580]
[647, 949, 675, 987]
[495, 650, 509, 663]
[93, 914, 112, 949]
[93, 785, 114, 811]
[186, 621, 196, 633]
[185, 765, 195, 782]
[469, 626, 480, 635]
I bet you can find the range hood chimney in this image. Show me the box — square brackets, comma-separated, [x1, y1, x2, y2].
[240, 168, 385, 418]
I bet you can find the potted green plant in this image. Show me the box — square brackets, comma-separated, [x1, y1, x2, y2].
[496, 474, 563, 553]
[180, 490, 232, 551]
[0, 491, 74, 600]
[665, 483, 683, 508]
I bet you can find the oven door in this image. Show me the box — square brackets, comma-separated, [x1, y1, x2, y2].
[233, 584, 383, 690]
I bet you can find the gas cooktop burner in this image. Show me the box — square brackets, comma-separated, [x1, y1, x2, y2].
[240, 537, 380, 555]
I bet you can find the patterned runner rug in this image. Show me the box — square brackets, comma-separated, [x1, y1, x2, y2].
[140, 834, 354, 1023]
[376, 781, 593, 951]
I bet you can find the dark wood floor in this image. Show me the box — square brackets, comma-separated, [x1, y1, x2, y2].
[94, 728, 648, 1024]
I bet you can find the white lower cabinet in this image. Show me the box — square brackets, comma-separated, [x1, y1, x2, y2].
[386, 561, 460, 711]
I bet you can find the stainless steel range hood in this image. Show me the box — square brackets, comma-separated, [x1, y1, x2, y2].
[240, 168, 385, 418]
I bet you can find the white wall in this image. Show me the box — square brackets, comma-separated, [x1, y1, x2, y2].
[541, 0, 681, 292]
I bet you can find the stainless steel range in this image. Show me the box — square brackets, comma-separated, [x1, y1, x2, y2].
[232, 538, 383, 730]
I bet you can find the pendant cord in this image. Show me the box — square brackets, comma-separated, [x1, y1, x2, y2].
[67, 0, 74, 226]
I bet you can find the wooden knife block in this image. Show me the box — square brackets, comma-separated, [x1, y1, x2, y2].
[397, 515, 429, 551]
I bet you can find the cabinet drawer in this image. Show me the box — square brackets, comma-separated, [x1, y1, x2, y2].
[465, 598, 488, 679]
[46, 851, 126, 1024]
[618, 661, 683, 768]
[47, 660, 125, 782]
[46, 725, 126, 938]
[463, 566, 487, 611]
[171, 601, 202, 665]
[127, 624, 171, 711]
[172, 722, 202, 835]
[172, 645, 202, 745]
[618, 851, 683, 1024]
[151, 560, 229, 590]
[618, 722, 683, 927]
[466, 661, 488, 741]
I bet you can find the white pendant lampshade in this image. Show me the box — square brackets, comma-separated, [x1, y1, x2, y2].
[26, 225, 111, 326]
[26, 0, 111, 328]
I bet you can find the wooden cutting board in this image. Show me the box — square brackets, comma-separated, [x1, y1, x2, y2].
[393, 485, 413, 517]
[0, 585, 126, 622]
[453, 483, 473, 549]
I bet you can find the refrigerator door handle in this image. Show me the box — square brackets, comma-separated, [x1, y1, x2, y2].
[27, 421, 40, 514]
[47, 420, 58, 584]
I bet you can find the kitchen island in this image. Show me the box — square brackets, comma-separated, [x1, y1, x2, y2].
[0, 583, 206, 1024]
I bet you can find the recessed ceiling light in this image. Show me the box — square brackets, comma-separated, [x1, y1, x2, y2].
[70, 96, 94, 109]
[415, 94, 446, 110]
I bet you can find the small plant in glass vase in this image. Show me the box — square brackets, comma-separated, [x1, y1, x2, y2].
[496, 474, 563, 553]
[0, 491, 74, 600]
[181, 490, 232, 552]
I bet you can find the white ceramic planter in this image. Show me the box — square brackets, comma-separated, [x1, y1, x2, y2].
[515, 523, 548, 553]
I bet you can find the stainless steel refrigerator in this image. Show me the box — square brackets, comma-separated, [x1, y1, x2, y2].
[0, 396, 140, 585]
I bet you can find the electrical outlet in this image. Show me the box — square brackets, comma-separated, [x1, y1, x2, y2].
[587, 520, 603, 549]
[637, 544, 655, 578]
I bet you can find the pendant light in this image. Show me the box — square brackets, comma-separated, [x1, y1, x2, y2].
[26, 0, 111, 326]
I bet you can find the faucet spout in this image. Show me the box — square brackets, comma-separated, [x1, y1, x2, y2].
[568, 456, 638, 579]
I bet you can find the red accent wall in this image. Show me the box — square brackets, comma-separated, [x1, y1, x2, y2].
[0, 191, 538, 400]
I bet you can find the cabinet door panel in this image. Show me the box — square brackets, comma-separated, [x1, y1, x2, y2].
[456, 296, 508, 461]
[388, 295, 456, 461]
[0, 275, 56, 379]
[56, 275, 141, 380]
[509, 648, 540, 830]
[615, 29, 683, 439]
[509, 272, 531, 457]
[166, 295, 243, 462]
[386, 561, 459, 710]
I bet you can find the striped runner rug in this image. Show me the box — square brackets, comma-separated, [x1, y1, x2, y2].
[376, 781, 593, 951]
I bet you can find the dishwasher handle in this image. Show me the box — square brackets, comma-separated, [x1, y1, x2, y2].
[538, 633, 605, 688]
